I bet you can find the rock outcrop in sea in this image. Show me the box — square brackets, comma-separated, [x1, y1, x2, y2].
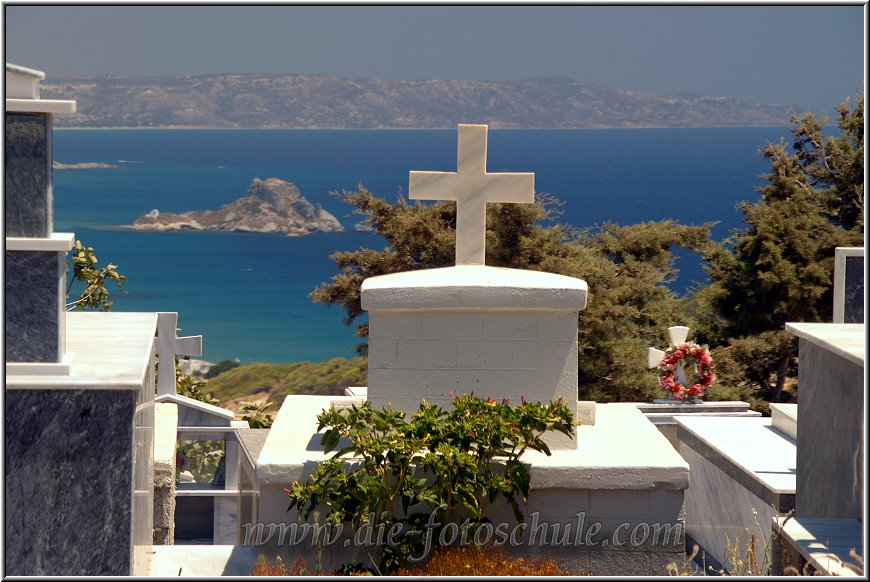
[130, 177, 343, 236]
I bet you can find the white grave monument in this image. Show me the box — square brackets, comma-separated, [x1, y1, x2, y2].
[155, 311, 203, 396]
[252, 125, 689, 575]
[365, 124, 586, 449]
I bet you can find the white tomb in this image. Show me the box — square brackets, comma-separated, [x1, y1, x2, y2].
[249, 125, 689, 575]
[367, 124, 585, 449]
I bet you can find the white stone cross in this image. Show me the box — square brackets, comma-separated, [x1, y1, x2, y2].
[156, 312, 203, 396]
[648, 325, 690, 386]
[409, 124, 535, 265]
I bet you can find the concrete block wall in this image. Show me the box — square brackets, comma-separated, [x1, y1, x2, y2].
[367, 309, 579, 447]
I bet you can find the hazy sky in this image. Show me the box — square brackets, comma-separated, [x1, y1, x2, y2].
[4, 5, 865, 107]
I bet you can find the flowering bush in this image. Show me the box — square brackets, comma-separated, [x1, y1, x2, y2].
[285, 393, 575, 573]
[655, 341, 716, 401]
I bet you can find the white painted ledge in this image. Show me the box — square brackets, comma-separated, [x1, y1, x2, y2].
[5, 233, 75, 251]
[362, 265, 588, 311]
[5, 352, 74, 376]
[256, 396, 687, 490]
[6, 63, 46, 80]
[5, 312, 157, 390]
[785, 322, 865, 367]
[6, 98, 76, 114]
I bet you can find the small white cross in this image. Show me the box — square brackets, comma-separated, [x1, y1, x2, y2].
[156, 312, 203, 396]
[648, 326, 690, 386]
[409, 124, 535, 265]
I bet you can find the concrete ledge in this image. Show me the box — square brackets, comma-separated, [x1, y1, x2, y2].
[5, 351, 74, 376]
[5, 233, 76, 251]
[147, 545, 259, 576]
[257, 397, 687, 490]
[785, 322, 865, 367]
[769, 403, 797, 441]
[774, 517, 863, 576]
[5, 312, 158, 390]
[676, 416, 795, 510]
[153, 403, 178, 545]
[362, 265, 587, 311]
[6, 98, 76, 113]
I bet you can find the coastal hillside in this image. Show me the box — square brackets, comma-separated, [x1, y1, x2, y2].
[205, 358, 367, 412]
[130, 177, 343, 235]
[41, 74, 812, 129]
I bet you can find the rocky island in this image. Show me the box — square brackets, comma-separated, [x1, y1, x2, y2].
[130, 178, 343, 236]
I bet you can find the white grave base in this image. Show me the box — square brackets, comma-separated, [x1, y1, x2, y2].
[362, 265, 589, 450]
[246, 395, 689, 575]
[676, 415, 796, 573]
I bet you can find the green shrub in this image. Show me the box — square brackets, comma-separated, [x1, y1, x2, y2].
[285, 393, 575, 573]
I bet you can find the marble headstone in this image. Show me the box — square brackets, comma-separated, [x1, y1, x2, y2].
[833, 247, 864, 324]
[4, 63, 76, 367]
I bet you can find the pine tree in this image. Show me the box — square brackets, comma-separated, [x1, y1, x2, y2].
[312, 188, 712, 402]
[699, 90, 864, 403]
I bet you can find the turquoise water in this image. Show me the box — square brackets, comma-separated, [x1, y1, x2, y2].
[53, 128, 790, 363]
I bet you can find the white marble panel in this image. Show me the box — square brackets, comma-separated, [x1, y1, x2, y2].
[679, 443, 779, 572]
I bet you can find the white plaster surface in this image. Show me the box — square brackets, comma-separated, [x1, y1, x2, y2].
[6, 63, 44, 99]
[769, 403, 797, 441]
[5, 351, 74, 376]
[156, 393, 235, 424]
[5, 232, 75, 251]
[154, 403, 178, 467]
[679, 443, 781, 572]
[676, 416, 796, 494]
[156, 312, 203, 396]
[5, 312, 158, 390]
[775, 517, 864, 576]
[363, 268, 586, 449]
[784, 322, 865, 367]
[256, 397, 687, 490]
[147, 545, 259, 576]
[362, 265, 588, 310]
[409, 124, 534, 266]
[6, 98, 76, 113]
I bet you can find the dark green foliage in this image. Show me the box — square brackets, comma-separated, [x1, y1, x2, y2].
[239, 401, 274, 428]
[203, 359, 241, 379]
[312, 188, 713, 402]
[698, 91, 864, 403]
[175, 367, 220, 405]
[286, 394, 575, 573]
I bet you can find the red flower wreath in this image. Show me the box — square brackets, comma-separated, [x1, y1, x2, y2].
[655, 341, 716, 401]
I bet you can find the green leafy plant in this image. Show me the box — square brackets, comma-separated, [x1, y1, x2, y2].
[240, 401, 275, 428]
[175, 366, 221, 405]
[65, 239, 127, 311]
[285, 393, 575, 573]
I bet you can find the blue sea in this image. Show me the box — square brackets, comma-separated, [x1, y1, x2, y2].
[53, 128, 793, 364]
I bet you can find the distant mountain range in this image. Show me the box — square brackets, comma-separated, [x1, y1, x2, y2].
[41, 74, 818, 129]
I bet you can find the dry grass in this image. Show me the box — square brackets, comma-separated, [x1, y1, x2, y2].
[394, 544, 581, 576]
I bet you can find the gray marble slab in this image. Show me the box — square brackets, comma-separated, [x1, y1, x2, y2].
[4, 389, 138, 575]
[844, 255, 863, 323]
[795, 340, 864, 519]
[679, 443, 782, 573]
[4, 112, 52, 237]
[4, 250, 64, 362]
